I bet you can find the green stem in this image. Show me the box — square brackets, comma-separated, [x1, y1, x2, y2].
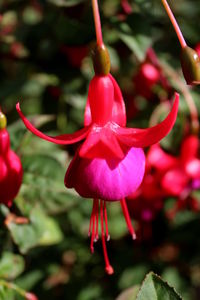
[0, 280, 27, 298]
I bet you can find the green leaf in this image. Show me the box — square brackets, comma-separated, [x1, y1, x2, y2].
[22, 154, 64, 181]
[119, 265, 150, 290]
[119, 32, 151, 61]
[118, 13, 152, 61]
[8, 115, 55, 151]
[136, 272, 182, 300]
[0, 252, 25, 280]
[0, 285, 15, 300]
[7, 208, 63, 254]
[116, 286, 140, 300]
[18, 152, 80, 215]
[16, 270, 44, 291]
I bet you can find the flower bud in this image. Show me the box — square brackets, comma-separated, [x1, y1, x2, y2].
[0, 111, 10, 155]
[25, 292, 38, 300]
[0, 111, 7, 129]
[92, 44, 110, 75]
[180, 46, 200, 85]
[0, 110, 23, 206]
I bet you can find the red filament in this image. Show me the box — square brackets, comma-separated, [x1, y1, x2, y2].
[88, 198, 136, 274]
[88, 199, 114, 275]
[103, 201, 110, 241]
[95, 200, 99, 241]
[120, 198, 136, 239]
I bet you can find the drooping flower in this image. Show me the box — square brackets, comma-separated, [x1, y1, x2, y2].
[16, 62, 179, 274]
[16, 0, 179, 274]
[0, 110, 23, 207]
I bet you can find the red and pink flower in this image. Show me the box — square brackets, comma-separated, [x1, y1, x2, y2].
[17, 64, 178, 273]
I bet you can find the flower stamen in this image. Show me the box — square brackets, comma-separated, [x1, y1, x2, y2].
[88, 200, 95, 237]
[89, 200, 97, 253]
[103, 201, 110, 241]
[120, 198, 136, 240]
[94, 199, 99, 242]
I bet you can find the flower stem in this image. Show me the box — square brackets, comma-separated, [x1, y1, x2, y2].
[91, 0, 103, 46]
[0, 280, 26, 298]
[161, 0, 187, 49]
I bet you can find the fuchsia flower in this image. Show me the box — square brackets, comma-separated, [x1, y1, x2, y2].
[147, 136, 200, 217]
[127, 134, 200, 238]
[16, 0, 179, 274]
[16, 70, 179, 274]
[0, 110, 23, 207]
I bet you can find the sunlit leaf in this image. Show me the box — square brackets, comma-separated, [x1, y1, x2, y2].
[136, 272, 182, 300]
[0, 252, 25, 280]
[7, 208, 63, 254]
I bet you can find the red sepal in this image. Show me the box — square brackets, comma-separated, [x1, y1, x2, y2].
[115, 93, 179, 148]
[79, 124, 124, 159]
[16, 103, 91, 145]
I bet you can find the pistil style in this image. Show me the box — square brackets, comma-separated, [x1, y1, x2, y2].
[100, 200, 114, 275]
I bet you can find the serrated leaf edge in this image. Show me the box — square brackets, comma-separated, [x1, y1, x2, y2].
[135, 271, 183, 300]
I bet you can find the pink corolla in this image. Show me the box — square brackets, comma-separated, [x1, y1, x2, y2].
[0, 110, 23, 207]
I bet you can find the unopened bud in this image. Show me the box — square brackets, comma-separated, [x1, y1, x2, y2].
[180, 46, 200, 85]
[0, 111, 7, 130]
[92, 44, 110, 75]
